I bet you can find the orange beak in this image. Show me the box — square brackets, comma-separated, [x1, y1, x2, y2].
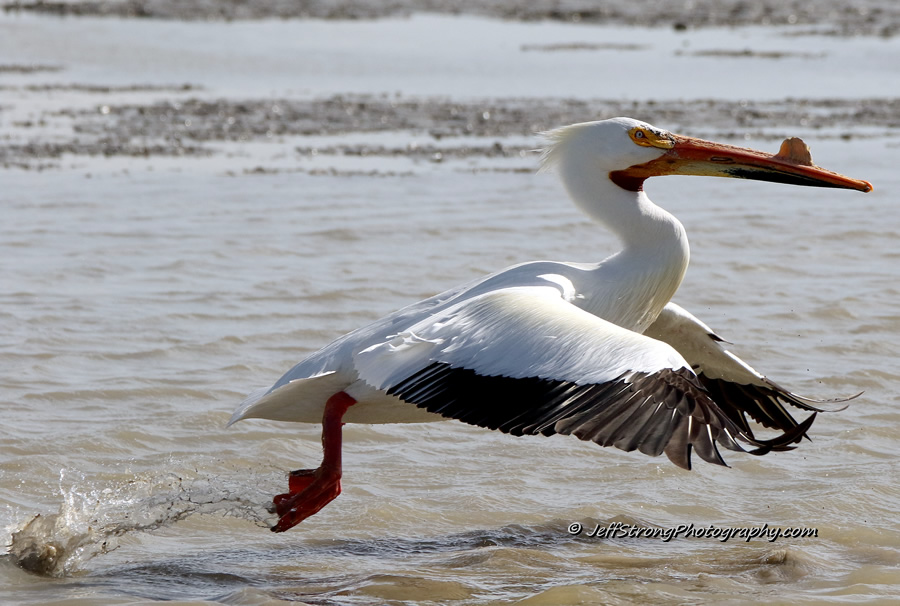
[610, 135, 873, 193]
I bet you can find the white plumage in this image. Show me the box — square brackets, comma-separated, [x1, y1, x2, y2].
[228, 117, 871, 532]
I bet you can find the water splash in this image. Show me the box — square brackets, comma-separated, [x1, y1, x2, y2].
[7, 465, 279, 577]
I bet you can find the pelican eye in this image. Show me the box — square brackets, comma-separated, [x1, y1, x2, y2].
[629, 127, 675, 149]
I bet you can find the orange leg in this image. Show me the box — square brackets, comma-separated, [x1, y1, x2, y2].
[271, 391, 357, 533]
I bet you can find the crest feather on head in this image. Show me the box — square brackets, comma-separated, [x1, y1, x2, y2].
[538, 122, 593, 173]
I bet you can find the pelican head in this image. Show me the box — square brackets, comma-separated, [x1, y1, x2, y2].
[540, 117, 668, 176]
[541, 117, 873, 194]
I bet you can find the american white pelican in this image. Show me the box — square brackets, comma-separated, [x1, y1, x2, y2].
[229, 118, 871, 532]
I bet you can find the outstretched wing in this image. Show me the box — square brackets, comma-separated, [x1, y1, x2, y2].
[353, 286, 801, 470]
[643, 302, 853, 439]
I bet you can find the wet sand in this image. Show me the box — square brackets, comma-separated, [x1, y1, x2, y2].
[4, 0, 900, 36]
[0, 63, 62, 73]
[2, 9, 898, 171]
[4, 94, 900, 169]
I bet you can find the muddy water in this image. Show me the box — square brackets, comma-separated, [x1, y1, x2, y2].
[1, 9, 899, 606]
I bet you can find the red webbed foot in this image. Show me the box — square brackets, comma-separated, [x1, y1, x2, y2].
[270, 391, 357, 533]
[271, 469, 343, 532]
[271, 469, 316, 514]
